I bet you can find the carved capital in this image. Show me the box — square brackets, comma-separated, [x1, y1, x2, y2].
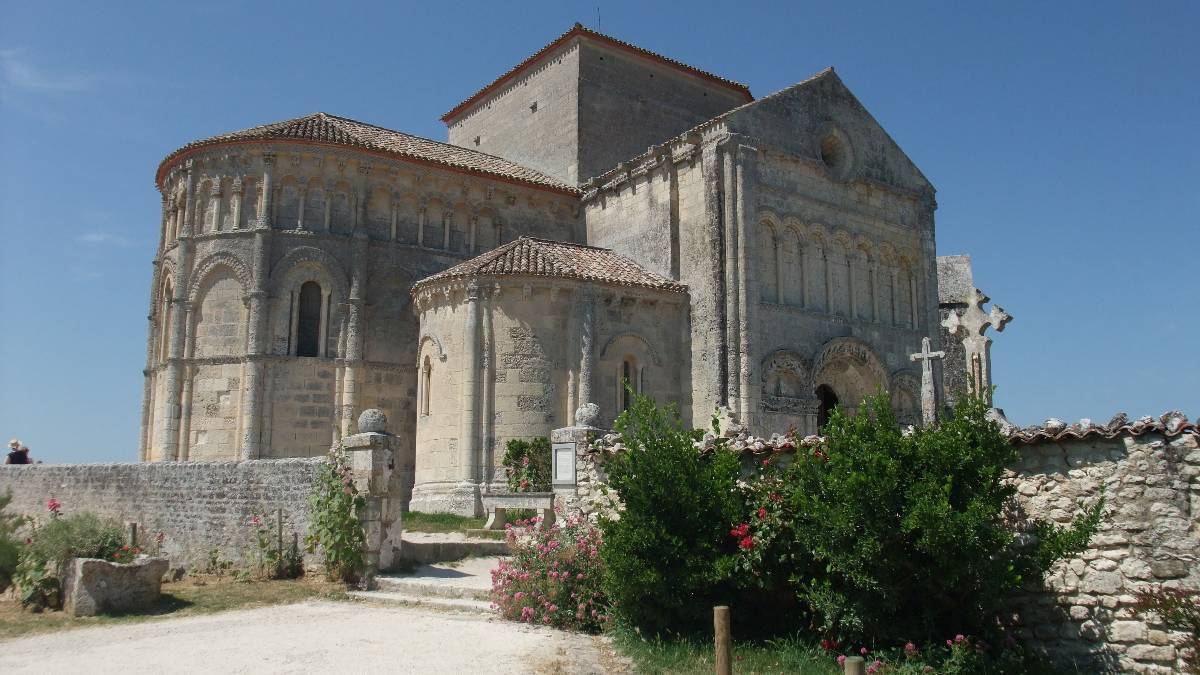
[261, 153, 276, 166]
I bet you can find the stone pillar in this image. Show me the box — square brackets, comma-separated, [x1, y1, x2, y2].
[241, 159, 273, 459]
[721, 147, 739, 408]
[158, 162, 197, 461]
[459, 280, 482, 498]
[257, 153, 274, 228]
[297, 187, 307, 231]
[577, 284, 596, 413]
[550, 417, 602, 516]
[340, 232, 369, 437]
[230, 179, 243, 230]
[442, 211, 451, 250]
[344, 409, 403, 583]
[735, 143, 758, 424]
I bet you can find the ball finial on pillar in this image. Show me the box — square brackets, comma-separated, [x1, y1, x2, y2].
[357, 408, 388, 434]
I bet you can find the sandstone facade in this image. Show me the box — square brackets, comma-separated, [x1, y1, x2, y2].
[144, 24, 977, 516]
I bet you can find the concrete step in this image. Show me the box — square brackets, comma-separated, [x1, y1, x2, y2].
[373, 556, 500, 604]
[348, 590, 494, 615]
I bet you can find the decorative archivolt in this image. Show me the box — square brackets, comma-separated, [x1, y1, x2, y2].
[268, 246, 350, 300]
[760, 349, 814, 397]
[417, 333, 448, 362]
[888, 369, 920, 399]
[812, 337, 890, 390]
[599, 332, 662, 367]
[187, 251, 252, 303]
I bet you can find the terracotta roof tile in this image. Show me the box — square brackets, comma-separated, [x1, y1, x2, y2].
[992, 410, 1198, 445]
[157, 112, 575, 193]
[412, 236, 686, 293]
[442, 23, 752, 123]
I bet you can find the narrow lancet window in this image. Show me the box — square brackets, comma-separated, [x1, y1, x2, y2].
[296, 281, 322, 357]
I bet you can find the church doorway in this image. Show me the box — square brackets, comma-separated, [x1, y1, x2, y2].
[815, 384, 839, 430]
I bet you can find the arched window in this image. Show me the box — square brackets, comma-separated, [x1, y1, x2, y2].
[816, 384, 839, 430]
[619, 356, 642, 413]
[296, 281, 323, 357]
[158, 279, 174, 361]
[420, 356, 433, 416]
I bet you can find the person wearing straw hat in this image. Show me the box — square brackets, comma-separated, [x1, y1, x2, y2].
[6, 439, 30, 465]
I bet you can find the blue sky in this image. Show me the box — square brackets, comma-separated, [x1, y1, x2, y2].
[1, 1, 1196, 462]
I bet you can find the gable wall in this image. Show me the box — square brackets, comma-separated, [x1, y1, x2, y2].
[446, 42, 582, 184]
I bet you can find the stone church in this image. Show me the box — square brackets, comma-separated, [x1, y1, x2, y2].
[142, 24, 975, 514]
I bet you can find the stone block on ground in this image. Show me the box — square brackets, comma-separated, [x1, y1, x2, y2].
[62, 556, 169, 617]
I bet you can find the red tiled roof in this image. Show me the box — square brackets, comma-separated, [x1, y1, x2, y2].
[999, 411, 1197, 445]
[156, 112, 576, 193]
[412, 236, 686, 293]
[442, 23, 753, 124]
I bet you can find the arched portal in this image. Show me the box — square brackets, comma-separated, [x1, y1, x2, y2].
[816, 384, 839, 430]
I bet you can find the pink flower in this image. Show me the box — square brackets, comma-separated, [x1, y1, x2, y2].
[761, 458, 771, 467]
[729, 523, 750, 539]
[522, 455, 531, 466]
[837, 655, 847, 666]
[955, 634, 966, 644]
[738, 536, 755, 550]
[756, 507, 767, 520]
[867, 660, 883, 674]
[46, 498, 61, 513]
[904, 642, 917, 655]
[250, 514, 261, 526]
[860, 647, 869, 656]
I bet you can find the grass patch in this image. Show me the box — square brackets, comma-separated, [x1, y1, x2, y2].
[403, 511, 487, 533]
[0, 575, 346, 641]
[612, 626, 839, 675]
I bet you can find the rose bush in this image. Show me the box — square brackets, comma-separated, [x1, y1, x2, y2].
[730, 394, 1103, 647]
[491, 509, 608, 633]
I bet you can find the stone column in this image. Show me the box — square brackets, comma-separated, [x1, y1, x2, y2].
[721, 146, 739, 407]
[417, 207, 425, 246]
[339, 232, 369, 437]
[459, 281, 482, 488]
[240, 156, 274, 459]
[230, 178, 243, 230]
[258, 153, 274, 228]
[442, 211, 451, 250]
[344, 409, 403, 583]
[735, 143, 758, 424]
[577, 284, 596, 412]
[297, 187, 307, 231]
[323, 182, 334, 232]
[157, 161, 197, 461]
[210, 184, 223, 233]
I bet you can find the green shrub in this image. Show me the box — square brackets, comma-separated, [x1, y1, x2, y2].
[599, 392, 743, 636]
[502, 437, 552, 492]
[306, 444, 366, 583]
[734, 394, 1103, 644]
[16, 510, 125, 609]
[491, 510, 609, 632]
[1134, 586, 1199, 673]
[0, 491, 25, 593]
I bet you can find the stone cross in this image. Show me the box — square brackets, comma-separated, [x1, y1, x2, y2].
[941, 288, 1011, 405]
[909, 336, 945, 426]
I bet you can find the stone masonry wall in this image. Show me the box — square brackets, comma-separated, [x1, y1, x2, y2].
[577, 417, 1198, 672]
[1009, 431, 1199, 673]
[0, 459, 324, 569]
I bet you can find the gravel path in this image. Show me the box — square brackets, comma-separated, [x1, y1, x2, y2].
[0, 600, 628, 674]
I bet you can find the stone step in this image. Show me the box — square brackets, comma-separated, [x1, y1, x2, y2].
[372, 575, 492, 601]
[399, 532, 510, 565]
[347, 590, 494, 615]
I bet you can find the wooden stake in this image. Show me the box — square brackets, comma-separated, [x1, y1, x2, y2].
[714, 605, 731, 675]
[844, 655, 865, 675]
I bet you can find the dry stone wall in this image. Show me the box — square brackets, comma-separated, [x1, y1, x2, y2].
[0, 459, 324, 569]
[575, 413, 1198, 672]
[1009, 430, 1199, 673]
